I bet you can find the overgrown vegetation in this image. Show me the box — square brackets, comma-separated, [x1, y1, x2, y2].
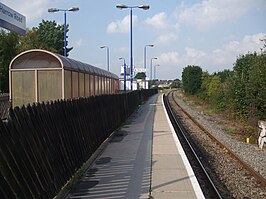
[181, 38, 266, 124]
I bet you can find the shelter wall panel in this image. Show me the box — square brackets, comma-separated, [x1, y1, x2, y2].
[111, 79, 113, 93]
[64, 71, 71, 99]
[102, 77, 105, 94]
[107, 79, 109, 93]
[101, 77, 104, 95]
[98, 77, 101, 95]
[85, 74, 90, 97]
[11, 71, 35, 107]
[94, 76, 98, 95]
[104, 77, 107, 94]
[90, 75, 95, 96]
[101, 77, 104, 94]
[72, 72, 79, 99]
[38, 70, 62, 103]
[79, 73, 85, 97]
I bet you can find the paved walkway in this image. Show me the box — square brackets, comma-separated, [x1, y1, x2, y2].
[66, 94, 204, 199]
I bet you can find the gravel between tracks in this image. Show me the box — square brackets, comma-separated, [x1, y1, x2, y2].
[171, 91, 266, 198]
[172, 92, 266, 178]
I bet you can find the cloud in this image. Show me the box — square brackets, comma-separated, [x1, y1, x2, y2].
[115, 47, 128, 53]
[158, 52, 180, 65]
[155, 33, 178, 45]
[107, 15, 138, 33]
[145, 12, 168, 29]
[210, 33, 265, 66]
[179, 0, 266, 29]
[145, 12, 180, 45]
[157, 33, 265, 78]
[185, 47, 206, 58]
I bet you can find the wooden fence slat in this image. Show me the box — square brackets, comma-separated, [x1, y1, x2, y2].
[0, 171, 16, 199]
[0, 127, 30, 198]
[10, 107, 45, 198]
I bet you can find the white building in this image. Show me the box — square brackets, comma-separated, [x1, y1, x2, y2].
[119, 79, 149, 91]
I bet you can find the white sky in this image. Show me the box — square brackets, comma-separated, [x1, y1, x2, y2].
[2, 0, 266, 80]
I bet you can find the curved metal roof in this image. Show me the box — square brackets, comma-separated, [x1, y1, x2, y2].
[9, 49, 118, 79]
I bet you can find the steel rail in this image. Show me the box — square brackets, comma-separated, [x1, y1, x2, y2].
[164, 92, 222, 199]
[170, 90, 266, 187]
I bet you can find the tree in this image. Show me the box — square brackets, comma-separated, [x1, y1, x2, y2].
[19, 28, 41, 52]
[170, 80, 181, 88]
[182, 65, 202, 94]
[134, 72, 145, 79]
[0, 30, 19, 92]
[207, 75, 222, 103]
[214, 69, 232, 83]
[229, 53, 266, 119]
[37, 20, 69, 55]
[199, 71, 211, 100]
[19, 20, 73, 56]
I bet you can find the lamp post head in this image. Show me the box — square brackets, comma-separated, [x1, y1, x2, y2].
[116, 4, 149, 10]
[68, 7, 79, 12]
[48, 8, 59, 12]
[152, 57, 158, 60]
[146, 44, 154, 48]
[48, 7, 79, 12]
[100, 46, 107, 49]
[116, 4, 128, 9]
[138, 5, 150, 10]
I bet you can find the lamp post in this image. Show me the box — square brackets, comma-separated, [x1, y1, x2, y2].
[150, 57, 157, 81]
[144, 44, 154, 89]
[100, 46, 110, 71]
[48, 7, 79, 57]
[116, 4, 150, 91]
[119, 57, 127, 92]
[154, 64, 160, 80]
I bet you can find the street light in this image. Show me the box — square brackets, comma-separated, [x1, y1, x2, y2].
[48, 7, 79, 56]
[144, 44, 154, 89]
[100, 46, 110, 71]
[150, 57, 157, 82]
[119, 57, 127, 92]
[116, 3, 150, 91]
[154, 64, 160, 80]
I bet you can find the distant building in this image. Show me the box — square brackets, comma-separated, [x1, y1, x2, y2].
[136, 79, 148, 89]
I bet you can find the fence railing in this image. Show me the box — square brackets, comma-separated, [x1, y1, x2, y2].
[0, 89, 157, 199]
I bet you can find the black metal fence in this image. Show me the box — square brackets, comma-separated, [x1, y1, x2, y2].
[0, 89, 157, 199]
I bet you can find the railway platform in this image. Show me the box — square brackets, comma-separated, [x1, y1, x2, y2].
[65, 94, 204, 199]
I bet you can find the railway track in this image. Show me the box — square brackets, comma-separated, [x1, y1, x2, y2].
[163, 93, 222, 199]
[165, 90, 266, 198]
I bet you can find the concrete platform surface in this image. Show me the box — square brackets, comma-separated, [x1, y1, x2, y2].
[65, 94, 204, 199]
[151, 95, 204, 199]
